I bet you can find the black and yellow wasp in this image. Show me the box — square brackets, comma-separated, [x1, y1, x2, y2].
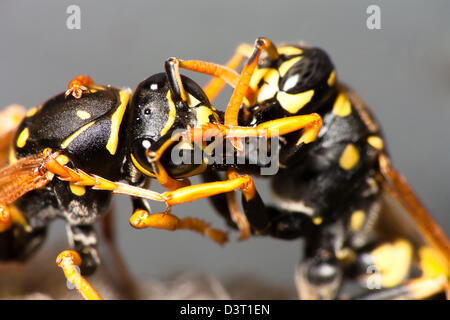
[0, 37, 448, 300]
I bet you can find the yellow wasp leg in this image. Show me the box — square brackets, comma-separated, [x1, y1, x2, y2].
[224, 37, 279, 127]
[201, 43, 254, 102]
[56, 250, 103, 300]
[130, 210, 228, 245]
[226, 170, 252, 240]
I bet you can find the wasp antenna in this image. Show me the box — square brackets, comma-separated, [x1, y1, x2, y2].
[164, 57, 187, 104]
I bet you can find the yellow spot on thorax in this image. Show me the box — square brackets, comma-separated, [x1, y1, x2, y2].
[26, 107, 38, 117]
[332, 93, 352, 117]
[339, 144, 360, 170]
[16, 127, 29, 148]
[327, 70, 336, 86]
[313, 217, 323, 225]
[61, 121, 96, 149]
[277, 46, 303, 56]
[76, 110, 91, 120]
[106, 90, 130, 155]
[279, 57, 302, 77]
[350, 210, 365, 231]
[69, 183, 86, 196]
[277, 90, 314, 114]
[370, 239, 413, 288]
[367, 136, 384, 150]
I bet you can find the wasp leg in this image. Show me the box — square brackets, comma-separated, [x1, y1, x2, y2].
[200, 170, 236, 228]
[170, 57, 254, 103]
[145, 113, 322, 162]
[56, 250, 103, 300]
[127, 174, 260, 244]
[224, 37, 279, 127]
[66, 224, 101, 276]
[202, 43, 254, 101]
[296, 220, 346, 300]
[65, 75, 94, 99]
[129, 210, 228, 245]
[152, 157, 191, 191]
[185, 113, 322, 150]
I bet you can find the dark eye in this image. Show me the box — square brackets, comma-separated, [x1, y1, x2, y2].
[144, 109, 151, 115]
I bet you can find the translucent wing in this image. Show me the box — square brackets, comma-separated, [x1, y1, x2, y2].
[378, 154, 450, 265]
[0, 154, 52, 204]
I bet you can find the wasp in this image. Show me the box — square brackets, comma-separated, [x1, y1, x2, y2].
[150, 37, 450, 300]
[0, 41, 322, 299]
[0, 37, 448, 300]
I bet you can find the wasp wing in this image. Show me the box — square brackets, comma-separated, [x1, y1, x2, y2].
[377, 154, 450, 266]
[0, 154, 52, 204]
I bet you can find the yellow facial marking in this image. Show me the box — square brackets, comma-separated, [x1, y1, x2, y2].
[367, 136, 384, 150]
[76, 110, 91, 120]
[8, 146, 17, 164]
[106, 90, 130, 155]
[279, 57, 302, 77]
[332, 93, 352, 117]
[370, 239, 413, 288]
[350, 210, 365, 231]
[56, 154, 70, 166]
[16, 128, 29, 148]
[161, 91, 177, 136]
[69, 183, 86, 196]
[187, 93, 201, 108]
[313, 217, 323, 225]
[26, 107, 38, 117]
[130, 153, 156, 178]
[419, 247, 450, 279]
[327, 70, 336, 86]
[61, 121, 96, 149]
[277, 46, 303, 56]
[249, 68, 269, 91]
[277, 90, 314, 114]
[339, 144, 360, 170]
[252, 68, 279, 103]
[195, 106, 214, 126]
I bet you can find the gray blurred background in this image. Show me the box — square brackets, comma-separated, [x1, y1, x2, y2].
[1, 0, 449, 293]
